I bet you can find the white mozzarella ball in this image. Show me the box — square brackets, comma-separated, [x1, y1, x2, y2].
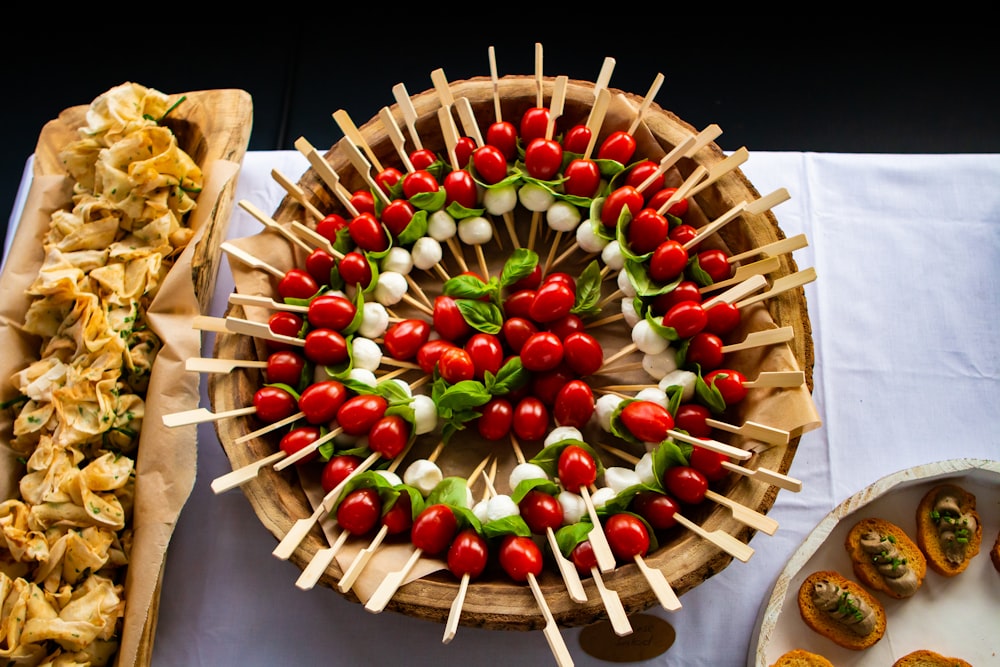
[603, 466, 642, 493]
[601, 240, 624, 270]
[411, 236, 443, 270]
[595, 394, 624, 433]
[403, 459, 443, 496]
[387, 378, 412, 397]
[544, 426, 583, 447]
[374, 469, 403, 487]
[457, 216, 493, 245]
[347, 368, 377, 387]
[621, 298, 640, 327]
[359, 302, 389, 338]
[546, 200, 581, 232]
[617, 268, 636, 297]
[381, 247, 413, 275]
[351, 337, 383, 371]
[518, 183, 555, 212]
[427, 209, 457, 241]
[483, 184, 517, 215]
[557, 491, 587, 525]
[590, 486, 618, 509]
[374, 271, 408, 306]
[642, 349, 678, 380]
[508, 462, 549, 491]
[658, 369, 699, 402]
[632, 318, 669, 355]
[576, 219, 609, 254]
[410, 394, 438, 435]
[634, 387, 670, 409]
[472, 498, 490, 524]
[486, 494, 520, 522]
[635, 452, 657, 485]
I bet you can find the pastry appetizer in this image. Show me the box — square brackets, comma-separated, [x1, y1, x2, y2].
[797, 570, 886, 650]
[892, 649, 973, 666]
[845, 517, 926, 598]
[768, 648, 834, 666]
[915, 483, 982, 576]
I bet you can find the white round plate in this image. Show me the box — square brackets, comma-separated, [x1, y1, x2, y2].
[748, 458, 1000, 666]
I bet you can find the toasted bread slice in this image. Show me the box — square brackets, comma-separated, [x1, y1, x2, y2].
[991, 527, 1000, 574]
[845, 517, 926, 598]
[797, 570, 886, 650]
[915, 483, 982, 576]
[892, 649, 973, 666]
[769, 648, 835, 666]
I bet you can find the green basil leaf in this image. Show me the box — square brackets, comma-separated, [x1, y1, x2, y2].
[499, 247, 540, 288]
[443, 274, 494, 299]
[456, 299, 503, 334]
[510, 478, 561, 503]
[570, 260, 602, 315]
[396, 208, 429, 246]
[482, 514, 532, 539]
[409, 187, 448, 212]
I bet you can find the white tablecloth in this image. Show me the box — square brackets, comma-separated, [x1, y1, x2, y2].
[6, 151, 999, 666]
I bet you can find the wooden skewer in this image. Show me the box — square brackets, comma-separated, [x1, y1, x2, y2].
[228, 292, 308, 313]
[293, 136, 359, 217]
[587, 559, 632, 636]
[701, 274, 769, 310]
[192, 315, 229, 333]
[271, 169, 325, 221]
[683, 201, 748, 251]
[211, 452, 286, 494]
[720, 326, 795, 355]
[666, 430, 751, 462]
[455, 97, 484, 147]
[579, 484, 616, 574]
[743, 370, 806, 389]
[233, 410, 304, 445]
[632, 550, 681, 612]
[673, 512, 754, 562]
[544, 75, 568, 141]
[162, 405, 257, 427]
[685, 124, 724, 156]
[727, 233, 808, 265]
[599, 342, 638, 371]
[700, 257, 782, 294]
[582, 88, 611, 160]
[704, 417, 790, 447]
[745, 187, 791, 217]
[392, 82, 423, 151]
[593, 56, 616, 101]
[687, 147, 750, 199]
[295, 528, 353, 590]
[655, 165, 709, 217]
[703, 490, 779, 535]
[290, 220, 342, 259]
[342, 139, 391, 206]
[225, 317, 303, 347]
[220, 241, 285, 279]
[626, 72, 665, 136]
[533, 42, 544, 107]
[488, 45, 503, 123]
[333, 108, 384, 174]
[722, 462, 802, 492]
[527, 570, 575, 667]
[378, 106, 415, 173]
[635, 135, 697, 194]
[734, 268, 818, 310]
[185, 357, 267, 374]
[238, 200, 316, 255]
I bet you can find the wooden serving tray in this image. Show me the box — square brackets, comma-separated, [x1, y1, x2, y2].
[211, 75, 815, 631]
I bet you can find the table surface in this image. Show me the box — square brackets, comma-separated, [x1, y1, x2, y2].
[5, 150, 999, 667]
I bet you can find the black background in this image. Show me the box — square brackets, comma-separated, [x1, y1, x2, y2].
[3, 24, 996, 244]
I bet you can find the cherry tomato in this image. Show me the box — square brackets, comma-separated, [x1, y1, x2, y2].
[605, 513, 650, 560]
[631, 491, 679, 530]
[337, 487, 382, 535]
[553, 379, 595, 429]
[619, 400, 674, 443]
[336, 394, 388, 436]
[298, 379, 347, 424]
[438, 346, 475, 384]
[472, 145, 508, 185]
[648, 239, 689, 282]
[321, 454, 363, 493]
[703, 301, 742, 337]
[524, 137, 563, 180]
[625, 160, 665, 199]
[543, 272, 576, 291]
[498, 534, 543, 582]
[503, 288, 537, 320]
[443, 169, 478, 209]
[558, 444, 597, 490]
[528, 281, 575, 324]
[383, 318, 431, 361]
[703, 368, 749, 406]
[689, 445, 729, 482]
[303, 328, 349, 366]
[531, 365, 575, 406]
[628, 208, 670, 255]
[510, 263, 542, 291]
[519, 331, 564, 372]
[278, 425, 321, 464]
[668, 223, 699, 246]
[562, 331, 603, 376]
[411, 504, 458, 556]
[477, 397, 514, 441]
[562, 158, 600, 198]
[562, 124, 592, 154]
[519, 489, 563, 534]
[600, 185, 644, 228]
[349, 212, 389, 252]
[253, 385, 297, 423]
[375, 166, 403, 195]
[409, 149, 438, 171]
[381, 492, 413, 535]
[486, 120, 518, 161]
[307, 294, 356, 331]
[513, 396, 549, 441]
[649, 187, 689, 218]
[416, 339, 459, 375]
[454, 136, 476, 169]
[501, 316, 538, 354]
[265, 350, 306, 387]
[673, 403, 713, 438]
[464, 332, 503, 380]
[350, 189, 376, 215]
[697, 248, 732, 283]
[277, 268, 319, 301]
[546, 313, 584, 340]
[433, 295, 472, 342]
[266, 311, 304, 351]
[651, 280, 702, 314]
[380, 199, 416, 237]
[305, 248, 337, 287]
[596, 130, 637, 165]
[316, 213, 348, 242]
[685, 331, 724, 370]
[663, 465, 709, 504]
[519, 107, 550, 143]
[338, 251, 372, 287]
[402, 169, 440, 198]
[662, 301, 708, 339]
[570, 539, 598, 575]
[447, 528, 489, 579]
[367, 414, 411, 459]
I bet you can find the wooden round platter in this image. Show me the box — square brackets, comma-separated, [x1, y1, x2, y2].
[209, 73, 817, 631]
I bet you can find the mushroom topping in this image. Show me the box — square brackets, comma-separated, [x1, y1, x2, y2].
[811, 579, 877, 636]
